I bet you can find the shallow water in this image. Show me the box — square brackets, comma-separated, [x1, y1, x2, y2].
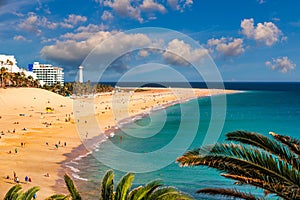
[67, 90, 300, 199]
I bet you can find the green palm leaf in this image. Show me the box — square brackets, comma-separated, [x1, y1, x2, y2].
[128, 180, 162, 200]
[221, 173, 300, 199]
[100, 170, 114, 200]
[45, 194, 70, 200]
[115, 172, 135, 200]
[178, 143, 300, 187]
[21, 186, 39, 200]
[148, 187, 192, 200]
[226, 130, 300, 170]
[270, 131, 300, 156]
[4, 184, 22, 200]
[197, 188, 258, 200]
[64, 174, 82, 200]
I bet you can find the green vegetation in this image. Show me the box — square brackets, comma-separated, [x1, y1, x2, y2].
[0, 67, 40, 88]
[5, 170, 192, 200]
[4, 184, 39, 200]
[0, 67, 113, 96]
[177, 130, 300, 199]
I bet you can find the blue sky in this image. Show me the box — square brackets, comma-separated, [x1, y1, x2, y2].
[1, 0, 300, 82]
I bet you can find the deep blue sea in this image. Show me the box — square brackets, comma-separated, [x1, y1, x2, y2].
[67, 83, 300, 199]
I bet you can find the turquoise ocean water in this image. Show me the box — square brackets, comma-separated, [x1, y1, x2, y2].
[67, 90, 300, 199]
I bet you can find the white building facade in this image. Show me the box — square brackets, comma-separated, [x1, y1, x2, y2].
[0, 55, 36, 79]
[30, 62, 64, 86]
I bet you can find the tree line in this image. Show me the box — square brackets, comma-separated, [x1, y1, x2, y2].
[0, 67, 113, 96]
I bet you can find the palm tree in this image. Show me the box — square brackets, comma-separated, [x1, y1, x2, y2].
[4, 171, 192, 200]
[99, 170, 192, 200]
[177, 130, 300, 199]
[4, 184, 39, 200]
[0, 67, 6, 87]
[62, 170, 192, 200]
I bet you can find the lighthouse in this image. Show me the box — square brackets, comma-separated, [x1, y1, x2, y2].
[78, 66, 84, 83]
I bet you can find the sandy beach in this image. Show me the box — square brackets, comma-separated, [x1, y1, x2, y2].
[0, 87, 236, 199]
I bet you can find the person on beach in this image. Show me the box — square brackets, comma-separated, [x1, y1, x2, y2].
[64, 142, 66, 146]
[25, 176, 28, 183]
[55, 144, 58, 149]
[14, 176, 19, 183]
[33, 193, 37, 199]
[15, 148, 18, 153]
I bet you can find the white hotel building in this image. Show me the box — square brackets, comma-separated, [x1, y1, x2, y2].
[30, 62, 64, 86]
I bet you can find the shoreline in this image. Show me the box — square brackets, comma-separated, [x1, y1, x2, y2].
[0, 87, 237, 198]
[57, 88, 239, 192]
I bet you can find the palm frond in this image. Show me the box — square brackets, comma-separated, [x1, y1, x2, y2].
[197, 188, 258, 200]
[128, 180, 162, 200]
[64, 174, 82, 200]
[100, 170, 114, 200]
[270, 132, 300, 156]
[148, 187, 193, 200]
[226, 130, 300, 170]
[22, 186, 39, 200]
[45, 194, 70, 200]
[177, 143, 300, 188]
[221, 174, 300, 199]
[115, 172, 135, 200]
[4, 184, 22, 200]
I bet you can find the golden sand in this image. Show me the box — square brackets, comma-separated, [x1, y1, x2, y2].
[0, 87, 236, 199]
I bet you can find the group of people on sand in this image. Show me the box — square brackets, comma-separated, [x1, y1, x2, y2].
[46, 141, 67, 149]
[7, 171, 32, 184]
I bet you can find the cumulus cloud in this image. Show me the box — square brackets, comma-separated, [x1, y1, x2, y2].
[140, 0, 166, 13]
[163, 39, 209, 66]
[99, 0, 193, 23]
[208, 37, 245, 57]
[40, 30, 151, 67]
[17, 12, 87, 36]
[103, 0, 143, 22]
[64, 14, 87, 25]
[13, 35, 27, 41]
[265, 56, 296, 73]
[167, 0, 193, 11]
[17, 12, 41, 35]
[101, 10, 114, 21]
[241, 18, 284, 46]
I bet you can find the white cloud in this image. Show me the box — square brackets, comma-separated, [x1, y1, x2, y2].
[64, 14, 87, 25]
[103, 0, 143, 22]
[18, 12, 42, 35]
[163, 39, 209, 66]
[208, 37, 245, 57]
[101, 10, 114, 21]
[241, 18, 284, 46]
[99, 0, 193, 23]
[17, 12, 59, 35]
[140, 0, 166, 13]
[167, 0, 193, 11]
[138, 49, 149, 57]
[13, 35, 26, 41]
[40, 30, 151, 67]
[265, 56, 296, 73]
